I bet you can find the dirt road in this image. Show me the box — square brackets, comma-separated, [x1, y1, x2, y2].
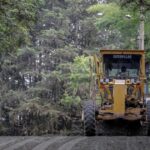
[0, 136, 150, 150]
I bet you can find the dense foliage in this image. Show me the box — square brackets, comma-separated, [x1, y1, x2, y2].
[0, 0, 149, 135]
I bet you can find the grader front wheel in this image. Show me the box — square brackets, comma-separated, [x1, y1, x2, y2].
[83, 100, 96, 136]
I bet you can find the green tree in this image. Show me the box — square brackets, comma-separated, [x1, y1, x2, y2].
[0, 0, 43, 53]
[87, 1, 150, 50]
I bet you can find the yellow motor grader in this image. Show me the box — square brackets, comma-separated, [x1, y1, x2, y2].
[83, 50, 150, 136]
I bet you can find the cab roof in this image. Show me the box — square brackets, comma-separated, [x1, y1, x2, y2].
[100, 50, 145, 55]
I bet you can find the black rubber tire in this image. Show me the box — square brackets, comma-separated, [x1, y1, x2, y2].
[146, 101, 150, 135]
[83, 100, 96, 136]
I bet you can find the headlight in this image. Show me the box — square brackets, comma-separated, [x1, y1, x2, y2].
[105, 79, 109, 83]
[100, 79, 104, 83]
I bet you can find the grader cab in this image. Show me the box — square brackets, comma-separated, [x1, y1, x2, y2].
[83, 50, 150, 136]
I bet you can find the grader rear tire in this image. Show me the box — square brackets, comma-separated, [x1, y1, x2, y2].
[83, 100, 96, 136]
[146, 101, 150, 135]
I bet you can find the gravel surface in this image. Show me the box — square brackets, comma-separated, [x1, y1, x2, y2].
[0, 136, 150, 150]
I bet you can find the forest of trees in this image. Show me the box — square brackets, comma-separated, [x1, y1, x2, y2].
[0, 0, 150, 135]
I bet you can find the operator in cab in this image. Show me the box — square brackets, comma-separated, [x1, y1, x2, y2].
[120, 66, 128, 78]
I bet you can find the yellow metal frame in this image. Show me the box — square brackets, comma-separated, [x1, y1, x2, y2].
[93, 50, 146, 117]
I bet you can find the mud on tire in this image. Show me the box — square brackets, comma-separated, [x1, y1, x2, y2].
[83, 100, 96, 136]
